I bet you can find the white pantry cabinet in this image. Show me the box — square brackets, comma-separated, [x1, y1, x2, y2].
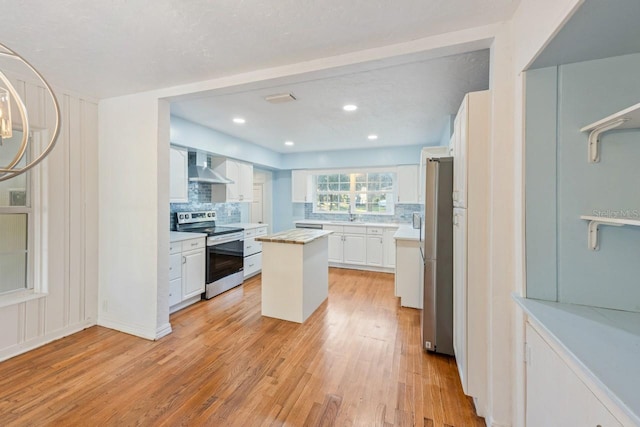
[366, 235, 384, 266]
[211, 158, 254, 202]
[396, 165, 419, 204]
[169, 237, 206, 313]
[169, 146, 189, 203]
[451, 90, 490, 413]
[291, 170, 313, 203]
[526, 323, 623, 427]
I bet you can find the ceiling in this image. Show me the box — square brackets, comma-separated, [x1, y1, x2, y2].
[0, 1, 516, 155]
[0, 0, 518, 99]
[530, 0, 640, 69]
[171, 50, 490, 153]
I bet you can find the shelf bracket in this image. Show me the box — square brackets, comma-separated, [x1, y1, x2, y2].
[587, 118, 628, 163]
[586, 219, 624, 251]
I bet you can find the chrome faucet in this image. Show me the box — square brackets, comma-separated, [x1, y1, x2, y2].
[348, 205, 356, 222]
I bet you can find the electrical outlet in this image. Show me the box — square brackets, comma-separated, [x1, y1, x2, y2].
[425, 341, 432, 350]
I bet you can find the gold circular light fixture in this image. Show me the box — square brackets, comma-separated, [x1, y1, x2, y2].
[0, 42, 60, 182]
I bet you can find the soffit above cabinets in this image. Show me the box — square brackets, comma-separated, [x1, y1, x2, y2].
[529, 0, 640, 70]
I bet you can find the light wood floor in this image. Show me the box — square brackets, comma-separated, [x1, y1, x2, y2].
[0, 268, 484, 427]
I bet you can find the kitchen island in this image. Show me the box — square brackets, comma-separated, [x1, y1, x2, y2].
[256, 229, 332, 323]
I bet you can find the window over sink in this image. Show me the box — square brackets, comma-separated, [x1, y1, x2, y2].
[313, 170, 396, 215]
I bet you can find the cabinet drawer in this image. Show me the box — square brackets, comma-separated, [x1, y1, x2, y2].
[169, 253, 181, 281]
[367, 227, 383, 235]
[169, 242, 181, 254]
[244, 228, 256, 238]
[323, 224, 343, 233]
[244, 252, 262, 277]
[169, 278, 182, 306]
[182, 238, 205, 252]
[244, 237, 262, 256]
[343, 225, 366, 235]
[255, 226, 267, 237]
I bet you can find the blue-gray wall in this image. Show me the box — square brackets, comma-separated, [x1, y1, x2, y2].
[272, 170, 294, 232]
[526, 53, 640, 312]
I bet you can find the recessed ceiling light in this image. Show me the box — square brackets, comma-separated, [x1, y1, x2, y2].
[368, 134, 378, 140]
[232, 117, 246, 124]
[284, 141, 295, 146]
[343, 104, 358, 112]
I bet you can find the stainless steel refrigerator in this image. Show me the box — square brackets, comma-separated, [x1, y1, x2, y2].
[420, 156, 454, 355]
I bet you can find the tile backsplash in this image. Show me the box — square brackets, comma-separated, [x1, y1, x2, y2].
[170, 182, 242, 230]
[303, 203, 421, 224]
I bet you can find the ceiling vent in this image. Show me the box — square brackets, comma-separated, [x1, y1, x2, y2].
[264, 93, 297, 104]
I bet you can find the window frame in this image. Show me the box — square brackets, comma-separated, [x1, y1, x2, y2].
[312, 167, 397, 216]
[0, 129, 47, 305]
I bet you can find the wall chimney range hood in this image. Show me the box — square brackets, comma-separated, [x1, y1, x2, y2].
[188, 151, 233, 184]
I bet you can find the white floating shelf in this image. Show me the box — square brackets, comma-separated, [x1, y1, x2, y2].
[580, 102, 640, 163]
[580, 215, 640, 250]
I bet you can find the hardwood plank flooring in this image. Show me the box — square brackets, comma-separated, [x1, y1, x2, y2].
[0, 268, 484, 427]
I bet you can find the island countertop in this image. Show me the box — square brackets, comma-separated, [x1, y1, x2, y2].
[256, 229, 333, 245]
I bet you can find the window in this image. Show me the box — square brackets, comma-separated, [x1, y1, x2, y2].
[314, 171, 395, 215]
[0, 130, 32, 296]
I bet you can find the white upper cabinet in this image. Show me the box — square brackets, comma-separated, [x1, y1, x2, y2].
[451, 91, 489, 209]
[211, 158, 254, 202]
[169, 146, 189, 203]
[291, 170, 313, 203]
[396, 165, 419, 204]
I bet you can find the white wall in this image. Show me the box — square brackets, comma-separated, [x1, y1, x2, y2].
[98, 94, 171, 340]
[0, 75, 99, 362]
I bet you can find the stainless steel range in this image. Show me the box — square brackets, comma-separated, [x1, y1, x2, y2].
[175, 211, 244, 299]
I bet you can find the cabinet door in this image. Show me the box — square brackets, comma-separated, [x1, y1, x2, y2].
[453, 207, 468, 392]
[169, 278, 182, 306]
[291, 170, 312, 203]
[237, 162, 253, 202]
[452, 98, 468, 208]
[343, 234, 366, 265]
[169, 147, 189, 203]
[383, 228, 397, 268]
[366, 236, 384, 266]
[526, 324, 623, 427]
[327, 234, 344, 263]
[397, 165, 419, 204]
[182, 249, 205, 299]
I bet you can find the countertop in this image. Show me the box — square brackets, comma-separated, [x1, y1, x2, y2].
[514, 296, 640, 425]
[256, 229, 333, 245]
[224, 222, 268, 230]
[393, 224, 421, 241]
[294, 219, 401, 228]
[170, 231, 207, 243]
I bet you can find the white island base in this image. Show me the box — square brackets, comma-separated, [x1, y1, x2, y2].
[258, 230, 331, 323]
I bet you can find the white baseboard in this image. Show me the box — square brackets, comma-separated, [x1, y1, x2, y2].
[97, 316, 157, 340]
[155, 322, 172, 340]
[328, 263, 395, 273]
[0, 319, 96, 362]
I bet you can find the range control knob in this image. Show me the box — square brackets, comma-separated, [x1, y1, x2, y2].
[179, 214, 184, 220]
[208, 212, 213, 217]
[185, 214, 190, 219]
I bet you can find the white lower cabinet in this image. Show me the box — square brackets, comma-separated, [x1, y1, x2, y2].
[526, 323, 623, 427]
[182, 249, 205, 299]
[366, 235, 383, 266]
[243, 225, 267, 278]
[324, 224, 398, 271]
[394, 238, 422, 308]
[169, 237, 206, 313]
